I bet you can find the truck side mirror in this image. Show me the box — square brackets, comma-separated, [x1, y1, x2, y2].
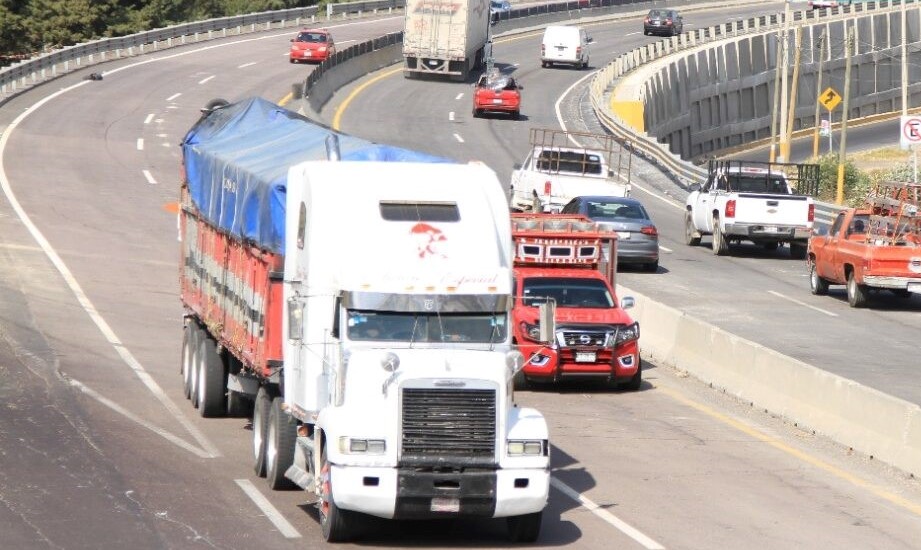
[538, 301, 556, 343]
[620, 296, 635, 310]
[513, 162, 522, 170]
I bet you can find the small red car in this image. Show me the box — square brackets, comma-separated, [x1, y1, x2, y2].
[472, 70, 522, 119]
[289, 29, 335, 63]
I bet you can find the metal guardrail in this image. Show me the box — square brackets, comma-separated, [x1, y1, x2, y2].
[327, 0, 405, 18]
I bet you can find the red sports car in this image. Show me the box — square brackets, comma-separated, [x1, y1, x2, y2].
[289, 29, 335, 63]
[472, 70, 522, 119]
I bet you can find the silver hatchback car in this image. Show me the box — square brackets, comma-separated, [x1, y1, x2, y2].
[561, 196, 660, 272]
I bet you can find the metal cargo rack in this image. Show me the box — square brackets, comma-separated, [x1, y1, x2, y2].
[511, 213, 618, 285]
[527, 128, 632, 186]
[862, 181, 921, 246]
[707, 159, 821, 197]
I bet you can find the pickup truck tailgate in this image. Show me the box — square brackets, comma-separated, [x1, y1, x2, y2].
[734, 193, 811, 227]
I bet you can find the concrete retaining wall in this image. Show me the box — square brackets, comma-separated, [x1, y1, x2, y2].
[642, 5, 921, 160]
[622, 284, 921, 477]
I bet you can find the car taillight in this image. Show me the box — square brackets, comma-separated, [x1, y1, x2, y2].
[808, 203, 815, 222]
[725, 199, 736, 219]
[641, 225, 658, 236]
[544, 181, 552, 195]
[576, 46, 582, 55]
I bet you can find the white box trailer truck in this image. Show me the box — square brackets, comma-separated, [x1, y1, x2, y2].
[179, 97, 549, 543]
[403, 0, 491, 80]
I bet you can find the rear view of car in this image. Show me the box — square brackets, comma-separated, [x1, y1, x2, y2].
[541, 25, 591, 69]
[561, 196, 660, 272]
[472, 69, 522, 119]
[643, 9, 683, 37]
[289, 29, 335, 63]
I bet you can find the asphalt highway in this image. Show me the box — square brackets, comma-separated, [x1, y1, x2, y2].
[2, 3, 921, 548]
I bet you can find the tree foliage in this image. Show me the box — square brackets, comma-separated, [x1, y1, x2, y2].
[0, 0, 316, 62]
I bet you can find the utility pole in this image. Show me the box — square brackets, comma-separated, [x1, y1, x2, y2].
[778, 0, 791, 162]
[902, 0, 908, 123]
[782, 26, 802, 163]
[836, 25, 854, 205]
[770, 35, 782, 163]
[812, 30, 826, 160]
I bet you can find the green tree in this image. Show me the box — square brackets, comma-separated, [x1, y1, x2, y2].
[24, 0, 120, 50]
[814, 153, 870, 205]
[0, 0, 27, 57]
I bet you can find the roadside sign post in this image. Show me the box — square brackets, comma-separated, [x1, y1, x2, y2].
[900, 116, 921, 183]
[817, 87, 841, 159]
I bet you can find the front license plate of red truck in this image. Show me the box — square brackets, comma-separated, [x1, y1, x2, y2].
[575, 352, 596, 362]
[431, 498, 460, 512]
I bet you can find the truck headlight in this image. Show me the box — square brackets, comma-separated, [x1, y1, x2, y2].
[507, 439, 548, 456]
[338, 437, 386, 455]
[519, 321, 541, 342]
[609, 322, 639, 347]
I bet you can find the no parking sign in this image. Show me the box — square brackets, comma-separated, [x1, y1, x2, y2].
[901, 116, 921, 148]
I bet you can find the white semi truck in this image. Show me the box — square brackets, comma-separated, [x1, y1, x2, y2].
[403, 0, 491, 80]
[179, 97, 549, 543]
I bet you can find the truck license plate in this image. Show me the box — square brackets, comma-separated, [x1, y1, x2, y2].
[431, 498, 460, 513]
[575, 352, 596, 362]
[763, 226, 778, 233]
[492, 98, 503, 104]
[617, 231, 630, 240]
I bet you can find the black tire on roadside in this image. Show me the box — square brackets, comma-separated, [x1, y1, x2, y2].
[266, 397, 298, 490]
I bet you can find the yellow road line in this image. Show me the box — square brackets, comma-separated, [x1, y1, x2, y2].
[654, 383, 921, 517]
[332, 67, 404, 130]
[278, 91, 293, 106]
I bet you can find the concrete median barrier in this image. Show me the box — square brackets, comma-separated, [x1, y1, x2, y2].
[622, 283, 921, 477]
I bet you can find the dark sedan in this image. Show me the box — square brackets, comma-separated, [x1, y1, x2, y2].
[561, 196, 660, 272]
[643, 9, 684, 37]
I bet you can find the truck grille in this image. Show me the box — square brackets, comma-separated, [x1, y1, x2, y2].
[401, 388, 496, 467]
[559, 328, 613, 347]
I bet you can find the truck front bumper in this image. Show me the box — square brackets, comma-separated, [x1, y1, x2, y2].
[863, 275, 921, 292]
[330, 465, 548, 519]
[519, 342, 639, 382]
[724, 223, 812, 241]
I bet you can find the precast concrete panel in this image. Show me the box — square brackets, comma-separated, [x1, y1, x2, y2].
[739, 38, 753, 78]
[668, 63, 681, 115]
[725, 41, 740, 81]
[677, 58, 690, 112]
[751, 34, 767, 74]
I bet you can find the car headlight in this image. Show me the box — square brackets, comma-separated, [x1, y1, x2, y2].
[507, 439, 548, 456]
[610, 322, 639, 347]
[338, 437, 386, 455]
[318, 46, 327, 52]
[519, 321, 541, 342]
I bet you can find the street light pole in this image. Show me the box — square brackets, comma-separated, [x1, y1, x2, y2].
[812, 30, 826, 160]
[778, 0, 791, 162]
[783, 26, 802, 163]
[836, 25, 854, 205]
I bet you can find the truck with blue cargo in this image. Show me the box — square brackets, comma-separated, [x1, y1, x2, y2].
[178, 97, 549, 542]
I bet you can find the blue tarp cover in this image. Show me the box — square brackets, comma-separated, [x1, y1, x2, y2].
[181, 97, 450, 253]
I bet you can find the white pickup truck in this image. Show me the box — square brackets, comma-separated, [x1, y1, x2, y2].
[684, 160, 818, 259]
[509, 128, 631, 212]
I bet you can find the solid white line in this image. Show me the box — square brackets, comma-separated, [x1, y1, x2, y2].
[453, 133, 465, 143]
[550, 477, 665, 549]
[142, 170, 157, 185]
[166, 92, 181, 101]
[659, 245, 673, 253]
[235, 480, 302, 539]
[449, 111, 455, 121]
[0, 83, 220, 459]
[238, 62, 257, 69]
[136, 138, 144, 151]
[144, 113, 154, 124]
[554, 70, 598, 141]
[70, 379, 211, 458]
[623, 32, 641, 37]
[768, 290, 838, 317]
[455, 93, 464, 100]
[198, 75, 215, 85]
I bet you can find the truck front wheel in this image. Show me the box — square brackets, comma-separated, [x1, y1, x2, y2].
[711, 218, 729, 255]
[507, 511, 542, 543]
[847, 272, 869, 308]
[319, 443, 356, 542]
[810, 262, 829, 295]
[266, 397, 298, 490]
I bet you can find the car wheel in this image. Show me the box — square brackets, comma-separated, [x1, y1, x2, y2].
[809, 262, 829, 296]
[512, 110, 520, 120]
[712, 217, 729, 255]
[684, 212, 701, 246]
[472, 108, 480, 118]
[643, 260, 658, 273]
[847, 271, 869, 308]
[620, 362, 642, 391]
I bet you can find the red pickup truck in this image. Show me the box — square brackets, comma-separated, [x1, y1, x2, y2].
[511, 214, 641, 390]
[808, 206, 921, 307]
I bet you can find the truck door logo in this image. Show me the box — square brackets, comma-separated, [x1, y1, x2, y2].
[410, 222, 447, 259]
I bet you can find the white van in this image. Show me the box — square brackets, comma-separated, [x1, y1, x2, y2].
[541, 25, 591, 69]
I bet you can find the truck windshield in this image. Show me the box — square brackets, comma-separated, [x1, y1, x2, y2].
[521, 277, 614, 308]
[346, 311, 507, 343]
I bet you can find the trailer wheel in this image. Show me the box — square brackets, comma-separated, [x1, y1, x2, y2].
[319, 443, 357, 542]
[266, 397, 298, 490]
[189, 329, 202, 409]
[847, 272, 869, 308]
[252, 386, 273, 477]
[181, 323, 199, 400]
[197, 334, 226, 418]
[507, 511, 542, 543]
